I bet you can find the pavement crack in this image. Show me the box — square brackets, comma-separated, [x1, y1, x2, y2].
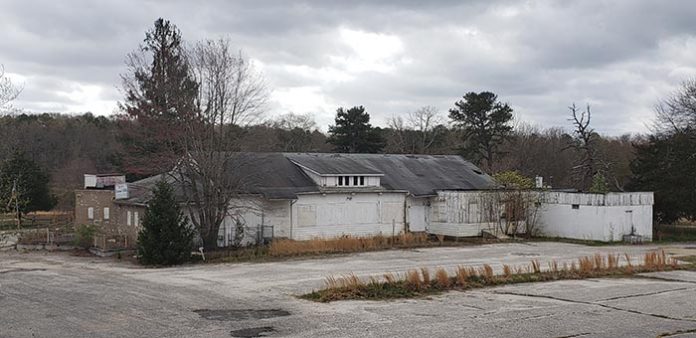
[555, 333, 590, 338]
[493, 291, 696, 323]
[658, 327, 696, 337]
[636, 274, 696, 285]
[594, 287, 690, 301]
[0, 268, 46, 274]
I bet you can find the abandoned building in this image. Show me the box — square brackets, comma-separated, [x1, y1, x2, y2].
[75, 152, 654, 250]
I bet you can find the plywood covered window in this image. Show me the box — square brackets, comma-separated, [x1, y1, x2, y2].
[127, 211, 132, 226]
[134, 212, 139, 227]
[103, 207, 110, 220]
[87, 207, 94, 220]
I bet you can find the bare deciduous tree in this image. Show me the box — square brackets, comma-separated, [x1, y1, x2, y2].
[655, 78, 696, 134]
[269, 112, 317, 131]
[386, 106, 444, 154]
[191, 38, 268, 127]
[0, 65, 22, 113]
[408, 106, 444, 154]
[172, 38, 269, 250]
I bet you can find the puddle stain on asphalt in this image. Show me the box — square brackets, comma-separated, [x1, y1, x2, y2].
[193, 309, 290, 321]
[230, 326, 276, 337]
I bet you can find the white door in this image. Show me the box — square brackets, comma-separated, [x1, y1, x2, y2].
[408, 198, 428, 232]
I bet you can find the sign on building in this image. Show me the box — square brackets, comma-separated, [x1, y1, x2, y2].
[115, 183, 129, 199]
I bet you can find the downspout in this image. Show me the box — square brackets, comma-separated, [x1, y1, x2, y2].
[403, 193, 410, 233]
[290, 199, 297, 239]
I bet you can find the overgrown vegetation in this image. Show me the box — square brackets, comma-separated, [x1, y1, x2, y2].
[268, 233, 429, 256]
[203, 234, 498, 263]
[301, 250, 691, 302]
[73, 224, 97, 249]
[653, 224, 696, 242]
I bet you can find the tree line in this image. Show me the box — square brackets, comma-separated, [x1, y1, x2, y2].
[0, 17, 693, 229]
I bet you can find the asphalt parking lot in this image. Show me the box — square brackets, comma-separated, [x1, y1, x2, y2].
[1, 242, 695, 337]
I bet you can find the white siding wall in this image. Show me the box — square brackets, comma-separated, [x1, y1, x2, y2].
[427, 191, 498, 237]
[290, 192, 406, 240]
[537, 192, 653, 242]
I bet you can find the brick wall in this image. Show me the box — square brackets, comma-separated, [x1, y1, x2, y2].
[75, 189, 145, 249]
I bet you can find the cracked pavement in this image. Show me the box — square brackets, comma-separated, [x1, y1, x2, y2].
[1, 242, 696, 337]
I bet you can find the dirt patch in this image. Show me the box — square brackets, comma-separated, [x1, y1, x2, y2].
[194, 309, 290, 321]
[230, 326, 276, 337]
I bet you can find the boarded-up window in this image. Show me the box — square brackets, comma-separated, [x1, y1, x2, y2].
[87, 207, 94, 220]
[467, 201, 479, 223]
[297, 205, 316, 227]
[103, 207, 110, 220]
[134, 212, 139, 227]
[381, 202, 403, 224]
[356, 202, 378, 224]
[127, 211, 132, 226]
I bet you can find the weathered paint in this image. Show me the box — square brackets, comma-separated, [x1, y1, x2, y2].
[537, 192, 653, 242]
[290, 192, 406, 240]
[406, 196, 429, 232]
[427, 191, 499, 237]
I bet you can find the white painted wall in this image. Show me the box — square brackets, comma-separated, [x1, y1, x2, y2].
[537, 192, 653, 242]
[290, 192, 406, 240]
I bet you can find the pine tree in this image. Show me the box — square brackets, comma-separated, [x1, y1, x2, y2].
[327, 106, 385, 153]
[630, 131, 696, 224]
[449, 92, 513, 170]
[119, 18, 200, 177]
[137, 179, 194, 265]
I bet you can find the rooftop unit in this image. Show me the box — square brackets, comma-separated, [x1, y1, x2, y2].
[84, 174, 126, 189]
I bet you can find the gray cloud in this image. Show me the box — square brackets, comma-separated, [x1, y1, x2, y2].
[1, 0, 695, 135]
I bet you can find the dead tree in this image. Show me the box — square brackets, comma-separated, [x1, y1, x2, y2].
[566, 103, 611, 191]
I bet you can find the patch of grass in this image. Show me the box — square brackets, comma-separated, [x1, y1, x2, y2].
[301, 250, 694, 302]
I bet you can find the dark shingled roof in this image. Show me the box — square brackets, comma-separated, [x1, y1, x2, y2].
[287, 153, 495, 196]
[287, 153, 383, 175]
[116, 152, 495, 204]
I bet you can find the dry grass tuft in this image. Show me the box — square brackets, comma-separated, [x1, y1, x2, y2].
[479, 264, 494, 281]
[502, 264, 513, 278]
[531, 260, 541, 274]
[269, 233, 430, 257]
[593, 253, 605, 270]
[456, 266, 469, 286]
[548, 260, 559, 273]
[406, 270, 422, 290]
[383, 273, 397, 284]
[435, 268, 450, 288]
[420, 267, 431, 285]
[607, 254, 619, 269]
[624, 253, 633, 274]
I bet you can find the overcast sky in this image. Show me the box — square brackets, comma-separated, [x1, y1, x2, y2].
[2, 0, 696, 135]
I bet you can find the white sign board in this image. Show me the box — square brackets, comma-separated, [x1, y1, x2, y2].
[115, 183, 129, 199]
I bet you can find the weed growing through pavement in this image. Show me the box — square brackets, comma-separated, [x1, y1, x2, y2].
[301, 250, 692, 302]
